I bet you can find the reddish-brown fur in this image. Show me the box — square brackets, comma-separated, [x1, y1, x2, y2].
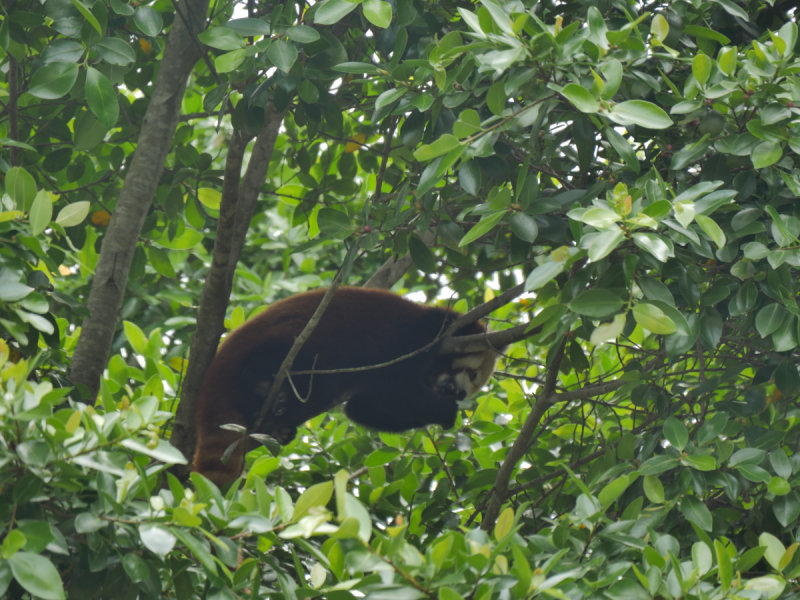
[193, 287, 490, 486]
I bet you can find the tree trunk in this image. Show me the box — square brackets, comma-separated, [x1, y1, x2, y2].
[170, 107, 284, 477]
[69, 1, 209, 400]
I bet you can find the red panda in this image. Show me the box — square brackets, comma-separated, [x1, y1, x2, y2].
[193, 287, 500, 486]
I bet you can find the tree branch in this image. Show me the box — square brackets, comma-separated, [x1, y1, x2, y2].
[446, 283, 525, 335]
[481, 337, 567, 530]
[226, 103, 284, 293]
[169, 131, 251, 477]
[363, 229, 436, 290]
[439, 323, 540, 355]
[480, 355, 662, 529]
[250, 270, 344, 436]
[68, 0, 209, 400]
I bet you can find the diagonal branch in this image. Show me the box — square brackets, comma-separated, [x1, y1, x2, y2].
[481, 337, 567, 530]
[169, 106, 285, 476]
[446, 282, 525, 335]
[250, 270, 345, 436]
[480, 354, 663, 529]
[363, 229, 437, 290]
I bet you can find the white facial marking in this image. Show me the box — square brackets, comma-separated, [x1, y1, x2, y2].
[450, 350, 498, 398]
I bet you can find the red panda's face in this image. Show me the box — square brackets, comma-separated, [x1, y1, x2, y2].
[432, 350, 499, 400]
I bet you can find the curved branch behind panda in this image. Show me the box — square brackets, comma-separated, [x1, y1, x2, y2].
[193, 287, 506, 486]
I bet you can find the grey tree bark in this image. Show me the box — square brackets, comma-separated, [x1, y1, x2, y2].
[170, 106, 285, 476]
[68, 0, 209, 400]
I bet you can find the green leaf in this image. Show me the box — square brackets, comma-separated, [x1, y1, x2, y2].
[598, 476, 632, 509]
[773, 494, 800, 527]
[139, 525, 176, 558]
[6, 167, 37, 212]
[375, 87, 407, 112]
[682, 454, 717, 471]
[28, 63, 78, 100]
[215, 49, 246, 73]
[608, 100, 673, 129]
[633, 303, 678, 335]
[569, 289, 624, 318]
[769, 477, 791, 496]
[480, 0, 515, 35]
[651, 14, 668, 42]
[589, 228, 625, 262]
[1, 530, 26, 559]
[715, 539, 733, 590]
[771, 451, 793, 479]
[8, 552, 65, 600]
[197, 188, 221, 210]
[718, 45, 737, 75]
[29, 190, 54, 234]
[673, 200, 695, 228]
[362, 0, 391, 28]
[55, 200, 90, 227]
[752, 141, 782, 169]
[684, 25, 731, 44]
[134, 6, 162, 36]
[414, 134, 462, 162]
[41, 39, 84, 64]
[332, 62, 379, 74]
[524, 261, 564, 291]
[119, 439, 188, 464]
[152, 228, 203, 250]
[96, 37, 136, 65]
[605, 128, 640, 173]
[681, 496, 712, 531]
[662, 417, 688, 450]
[314, 0, 359, 25]
[408, 235, 437, 273]
[268, 40, 298, 73]
[643, 475, 665, 503]
[580, 207, 620, 228]
[225, 18, 271, 36]
[286, 25, 320, 42]
[510, 213, 538, 242]
[694, 214, 726, 248]
[459, 211, 505, 247]
[589, 313, 626, 345]
[638, 455, 679, 475]
[760, 532, 786, 571]
[459, 159, 482, 195]
[298, 80, 320, 104]
[124, 320, 147, 354]
[317, 208, 352, 239]
[147, 247, 175, 278]
[632, 232, 671, 262]
[109, 0, 134, 15]
[0, 281, 32, 302]
[292, 481, 334, 522]
[70, 0, 102, 33]
[560, 83, 599, 113]
[85, 67, 119, 129]
[671, 136, 711, 169]
[172, 530, 217, 574]
[692, 54, 712, 86]
[756, 303, 787, 337]
[123, 553, 150, 583]
[198, 26, 245, 51]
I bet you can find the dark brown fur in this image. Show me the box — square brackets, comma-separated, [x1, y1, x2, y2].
[193, 287, 491, 486]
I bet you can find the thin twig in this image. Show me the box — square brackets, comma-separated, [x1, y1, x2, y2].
[250, 270, 344, 436]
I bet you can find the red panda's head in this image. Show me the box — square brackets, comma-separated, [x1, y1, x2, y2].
[432, 349, 501, 400]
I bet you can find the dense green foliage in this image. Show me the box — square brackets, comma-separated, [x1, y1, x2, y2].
[2, 0, 800, 597]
